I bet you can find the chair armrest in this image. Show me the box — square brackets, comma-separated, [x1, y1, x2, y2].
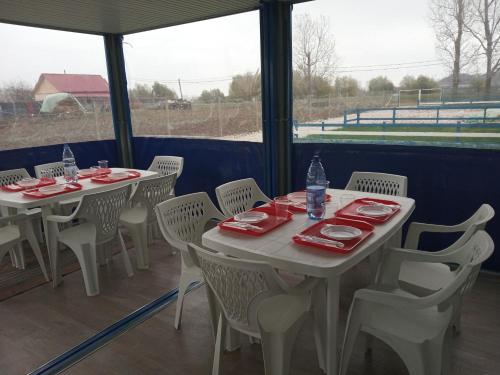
[404, 221, 467, 249]
[354, 287, 423, 310]
[46, 214, 75, 223]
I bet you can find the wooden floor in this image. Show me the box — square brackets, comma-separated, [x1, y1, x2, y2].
[1, 240, 499, 375]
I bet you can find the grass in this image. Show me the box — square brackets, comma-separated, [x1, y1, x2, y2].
[327, 126, 500, 133]
[304, 133, 500, 144]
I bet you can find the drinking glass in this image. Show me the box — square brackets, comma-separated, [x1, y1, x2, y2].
[98, 160, 108, 169]
[274, 196, 290, 221]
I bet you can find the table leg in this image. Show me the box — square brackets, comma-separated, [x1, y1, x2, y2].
[41, 205, 62, 287]
[326, 274, 340, 375]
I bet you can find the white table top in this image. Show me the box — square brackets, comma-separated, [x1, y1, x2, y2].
[0, 168, 158, 209]
[202, 189, 415, 278]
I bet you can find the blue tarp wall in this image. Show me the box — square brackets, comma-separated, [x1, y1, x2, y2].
[1, 137, 499, 272]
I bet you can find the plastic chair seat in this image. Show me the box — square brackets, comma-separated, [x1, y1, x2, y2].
[399, 261, 455, 294]
[257, 294, 310, 334]
[0, 225, 21, 247]
[58, 222, 96, 247]
[120, 206, 148, 226]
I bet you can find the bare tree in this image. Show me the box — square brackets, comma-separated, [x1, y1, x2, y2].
[465, 0, 500, 93]
[293, 13, 336, 98]
[430, 0, 475, 93]
[0, 81, 33, 102]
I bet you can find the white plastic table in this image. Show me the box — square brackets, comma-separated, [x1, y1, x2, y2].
[0, 168, 158, 286]
[202, 189, 415, 375]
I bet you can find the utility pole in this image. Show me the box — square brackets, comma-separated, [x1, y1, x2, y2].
[178, 78, 183, 100]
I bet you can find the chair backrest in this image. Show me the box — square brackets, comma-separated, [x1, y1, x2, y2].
[155, 192, 225, 253]
[34, 161, 65, 178]
[130, 174, 177, 223]
[74, 185, 131, 244]
[215, 178, 271, 217]
[345, 172, 408, 197]
[0, 168, 30, 186]
[148, 156, 184, 178]
[442, 204, 495, 250]
[189, 243, 288, 335]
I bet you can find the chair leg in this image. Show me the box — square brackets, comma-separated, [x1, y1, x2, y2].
[13, 244, 26, 269]
[260, 315, 306, 375]
[32, 217, 44, 244]
[118, 230, 134, 277]
[72, 242, 100, 296]
[339, 304, 363, 375]
[174, 271, 192, 330]
[128, 222, 149, 270]
[312, 280, 326, 372]
[24, 222, 49, 281]
[212, 313, 227, 375]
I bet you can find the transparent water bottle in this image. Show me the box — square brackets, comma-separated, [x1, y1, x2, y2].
[306, 154, 327, 220]
[62, 144, 79, 182]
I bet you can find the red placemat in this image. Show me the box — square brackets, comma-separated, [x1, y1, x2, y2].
[293, 217, 374, 254]
[273, 191, 332, 213]
[22, 183, 82, 199]
[336, 198, 401, 224]
[90, 170, 141, 184]
[219, 206, 293, 236]
[1, 177, 56, 192]
[78, 168, 111, 179]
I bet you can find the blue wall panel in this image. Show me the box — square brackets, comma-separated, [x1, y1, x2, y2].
[293, 143, 500, 272]
[132, 137, 265, 203]
[0, 140, 119, 176]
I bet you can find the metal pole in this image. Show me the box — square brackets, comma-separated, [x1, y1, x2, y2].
[260, 0, 293, 197]
[103, 34, 134, 168]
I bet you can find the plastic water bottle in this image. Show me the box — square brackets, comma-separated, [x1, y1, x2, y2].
[306, 155, 327, 220]
[62, 144, 79, 182]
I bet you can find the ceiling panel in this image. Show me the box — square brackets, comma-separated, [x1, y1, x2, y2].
[0, 0, 280, 35]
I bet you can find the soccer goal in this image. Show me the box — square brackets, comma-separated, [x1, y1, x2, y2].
[398, 88, 442, 107]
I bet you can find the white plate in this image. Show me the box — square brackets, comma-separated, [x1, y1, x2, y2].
[320, 225, 362, 240]
[17, 178, 40, 187]
[39, 184, 66, 194]
[287, 192, 307, 203]
[356, 205, 392, 217]
[234, 211, 269, 224]
[108, 172, 129, 180]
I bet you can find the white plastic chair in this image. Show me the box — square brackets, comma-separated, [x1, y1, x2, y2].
[148, 156, 184, 178]
[0, 213, 49, 281]
[215, 178, 271, 217]
[120, 173, 177, 269]
[189, 243, 320, 375]
[155, 192, 225, 329]
[345, 171, 408, 197]
[340, 231, 494, 375]
[0, 168, 43, 268]
[46, 185, 133, 296]
[34, 161, 65, 178]
[379, 204, 494, 333]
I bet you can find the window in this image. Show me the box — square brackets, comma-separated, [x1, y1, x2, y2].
[124, 12, 262, 142]
[292, 0, 500, 149]
[0, 24, 113, 151]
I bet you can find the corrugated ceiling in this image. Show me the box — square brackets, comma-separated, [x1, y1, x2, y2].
[0, 0, 305, 35]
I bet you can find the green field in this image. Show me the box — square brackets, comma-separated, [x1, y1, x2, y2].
[328, 126, 500, 133]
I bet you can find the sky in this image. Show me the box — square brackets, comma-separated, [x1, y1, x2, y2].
[0, 0, 448, 98]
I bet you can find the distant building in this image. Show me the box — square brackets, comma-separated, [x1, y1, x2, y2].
[33, 73, 109, 101]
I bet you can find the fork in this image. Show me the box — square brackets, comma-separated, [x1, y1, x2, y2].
[295, 234, 345, 248]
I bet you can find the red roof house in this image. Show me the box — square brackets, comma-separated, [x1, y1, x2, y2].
[33, 73, 109, 101]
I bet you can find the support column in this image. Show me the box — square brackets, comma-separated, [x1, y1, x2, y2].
[260, 0, 293, 197]
[103, 34, 134, 167]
